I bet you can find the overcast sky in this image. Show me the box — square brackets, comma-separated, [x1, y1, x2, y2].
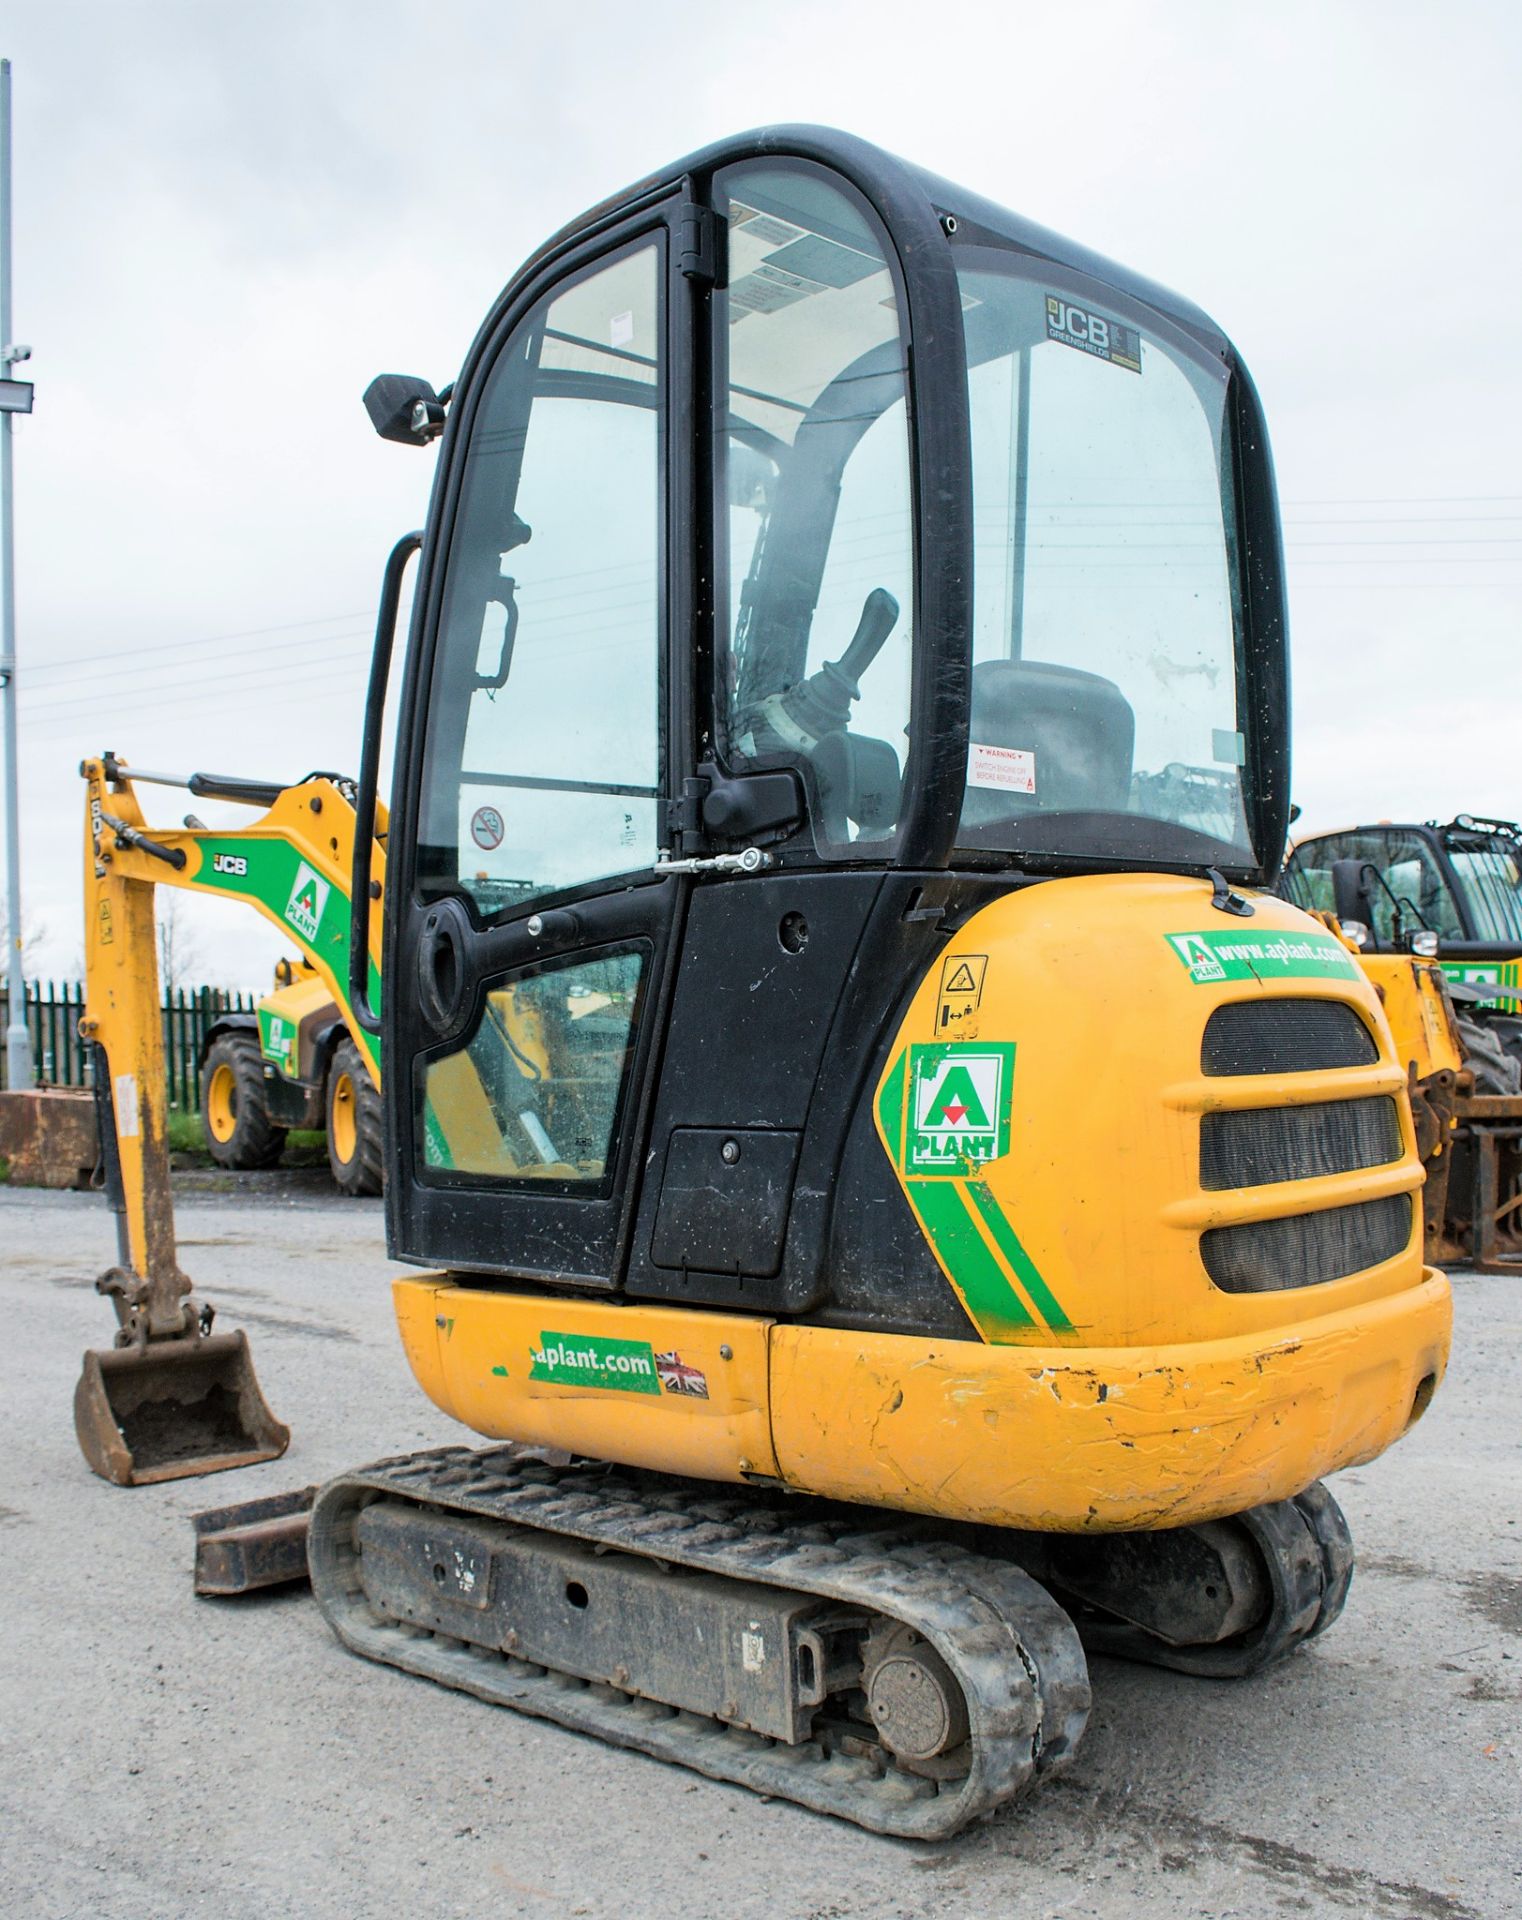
[3, 0, 1520, 987]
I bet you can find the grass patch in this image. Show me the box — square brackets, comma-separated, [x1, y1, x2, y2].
[167, 1110, 208, 1154]
[165, 1108, 329, 1169]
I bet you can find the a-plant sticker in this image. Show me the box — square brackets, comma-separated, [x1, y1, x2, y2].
[1166, 929, 1359, 985]
[284, 860, 331, 943]
[905, 1042, 1015, 1176]
[259, 1009, 296, 1075]
[529, 1332, 661, 1395]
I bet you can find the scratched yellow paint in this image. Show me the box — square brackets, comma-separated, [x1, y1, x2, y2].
[393, 1279, 778, 1482]
[1361, 953, 1465, 1079]
[767, 1277, 1450, 1530]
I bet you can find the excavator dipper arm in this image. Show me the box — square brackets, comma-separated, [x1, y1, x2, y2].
[72, 753, 385, 1485]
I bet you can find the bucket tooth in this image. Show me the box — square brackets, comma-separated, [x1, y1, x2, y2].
[74, 1330, 290, 1487]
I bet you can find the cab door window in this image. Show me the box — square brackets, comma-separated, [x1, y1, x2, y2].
[713, 165, 914, 850]
[422, 948, 646, 1187]
[418, 243, 663, 914]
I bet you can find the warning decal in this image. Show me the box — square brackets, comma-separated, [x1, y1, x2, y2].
[969, 742, 1036, 794]
[936, 953, 989, 1031]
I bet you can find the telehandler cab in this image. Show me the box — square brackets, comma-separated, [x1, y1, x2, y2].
[83, 126, 1451, 1835]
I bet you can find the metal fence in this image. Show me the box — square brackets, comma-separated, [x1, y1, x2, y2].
[0, 981, 258, 1107]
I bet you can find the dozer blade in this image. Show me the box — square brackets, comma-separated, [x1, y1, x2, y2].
[74, 1330, 290, 1487]
[192, 1485, 316, 1594]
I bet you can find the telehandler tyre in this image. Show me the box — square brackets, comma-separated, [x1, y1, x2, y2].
[326, 1036, 384, 1196]
[200, 1031, 285, 1169]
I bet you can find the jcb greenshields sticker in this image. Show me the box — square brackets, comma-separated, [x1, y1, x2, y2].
[529, 1332, 661, 1394]
[904, 1043, 1015, 1177]
[1166, 929, 1358, 985]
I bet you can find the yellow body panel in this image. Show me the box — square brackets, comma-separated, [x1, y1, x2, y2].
[263, 969, 340, 1026]
[872, 875, 1429, 1347]
[1360, 952, 1465, 1080]
[390, 872, 1453, 1534]
[394, 1272, 1448, 1531]
[394, 1279, 780, 1482]
[769, 1281, 1448, 1530]
[259, 968, 345, 1080]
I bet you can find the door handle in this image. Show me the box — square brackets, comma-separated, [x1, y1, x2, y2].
[416, 897, 473, 1040]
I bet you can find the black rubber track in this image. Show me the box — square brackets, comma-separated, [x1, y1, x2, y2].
[308, 1447, 1092, 1839]
[1046, 1481, 1355, 1678]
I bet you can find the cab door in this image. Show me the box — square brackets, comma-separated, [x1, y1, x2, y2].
[385, 211, 686, 1284]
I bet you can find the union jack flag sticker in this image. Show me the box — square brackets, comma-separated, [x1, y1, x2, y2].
[654, 1350, 709, 1399]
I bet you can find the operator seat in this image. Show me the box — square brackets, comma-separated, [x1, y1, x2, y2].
[960, 659, 1135, 829]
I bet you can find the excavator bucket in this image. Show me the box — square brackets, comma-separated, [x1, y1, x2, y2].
[74, 1330, 290, 1487]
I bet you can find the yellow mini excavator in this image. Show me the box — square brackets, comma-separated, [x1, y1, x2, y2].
[83, 127, 1452, 1837]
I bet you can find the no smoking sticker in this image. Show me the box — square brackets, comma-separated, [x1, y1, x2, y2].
[471, 805, 505, 850]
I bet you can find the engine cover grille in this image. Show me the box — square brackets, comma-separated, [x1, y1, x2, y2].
[1201, 1000, 1377, 1076]
[1201, 1193, 1413, 1294]
[1200, 1096, 1403, 1191]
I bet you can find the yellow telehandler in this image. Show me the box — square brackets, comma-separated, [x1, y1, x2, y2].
[78, 126, 1452, 1837]
[199, 955, 383, 1195]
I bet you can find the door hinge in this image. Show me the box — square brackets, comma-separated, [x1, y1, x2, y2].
[679, 203, 721, 285]
[667, 774, 709, 846]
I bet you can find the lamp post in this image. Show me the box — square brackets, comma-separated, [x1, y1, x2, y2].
[0, 58, 35, 1089]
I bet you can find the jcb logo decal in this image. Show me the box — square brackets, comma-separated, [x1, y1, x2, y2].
[1045, 294, 1142, 372]
[212, 853, 248, 877]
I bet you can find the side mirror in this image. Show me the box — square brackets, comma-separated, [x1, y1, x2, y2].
[363, 373, 447, 446]
[1331, 858, 1377, 937]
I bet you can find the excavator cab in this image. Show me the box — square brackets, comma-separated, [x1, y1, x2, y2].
[373, 130, 1295, 1292]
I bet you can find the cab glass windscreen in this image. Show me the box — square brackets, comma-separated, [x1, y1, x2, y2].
[955, 256, 1252, 867]
[1446, 842, 1522, 942]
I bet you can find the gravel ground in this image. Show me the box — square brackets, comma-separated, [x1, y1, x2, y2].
[2, 1181, 1519, 1920]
